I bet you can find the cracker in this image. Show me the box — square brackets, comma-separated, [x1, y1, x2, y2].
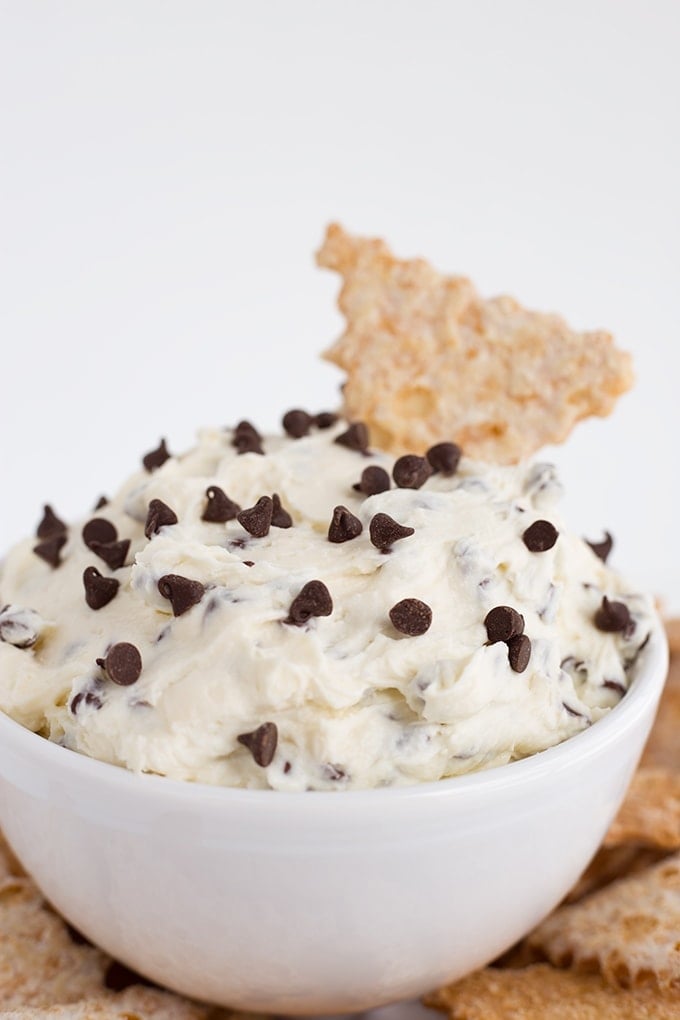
[494, 847, 669, 971]
[425, 963, 678, 1019]
[527, 851, 680, 988]
[0, 986, 207, 1018]
[0, 884, 109, 1007]
[641, 653, 680, 771]
[665, 618, 680, 656]
[317, 224, 633, 464]
[605, 768, 680, 850]
[565, 844, 669, 904]
[0, 836, 26, 893]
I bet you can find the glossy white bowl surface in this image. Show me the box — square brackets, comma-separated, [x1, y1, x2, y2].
[0, 619, 668, 1014]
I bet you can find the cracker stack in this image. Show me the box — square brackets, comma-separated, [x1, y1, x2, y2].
[426, 619, 680, 1018]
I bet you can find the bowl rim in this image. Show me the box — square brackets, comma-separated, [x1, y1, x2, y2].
[0, 614, 668, 808]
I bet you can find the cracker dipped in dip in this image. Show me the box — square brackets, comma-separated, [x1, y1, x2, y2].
[0, 226, 654, 791]
[0, 417, 654, 790]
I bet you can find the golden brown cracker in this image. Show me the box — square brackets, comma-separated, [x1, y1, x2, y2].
[565, 844, 669, 904]
[641, 654, 680, 772]
[425, 963, 678, 1019]
[605, 769, 680, 850]
[527, 851, 680, 989]
[0, 835, 26, 893]
[494, 848, 670, 972]
[0, 884, 109, 1008]
[0, 986, 208, 1018]
[317, 224, 633, 464]
[665, 618, 680, 657]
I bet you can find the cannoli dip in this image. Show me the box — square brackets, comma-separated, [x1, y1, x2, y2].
[0, 415, 655, 790]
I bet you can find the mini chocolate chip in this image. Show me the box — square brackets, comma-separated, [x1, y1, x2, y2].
[243, 560, 255, 567]
[202, 486, 240, 523]
[82, 518, 118, 549]
[98, 642, 142, 686]
[94, 495, 109, 510]
[89, 538, 130, 570]
[232, 420, 264, 455]
[235, 419, 261, 436]
[392, 455, 432, 490]
[561, 656, 585, 672]
[69, 694, 84, 715]
[70, 689, 103, 714]
[328, 505, 363, 543]
[158, 574, 206, 617]
[238, 496, 273, 537]
[603, 678, 626, 696]
[271, 493, 293, 529]
[285, 580, 333, 626]
[508, 633, 531, 672]
[353, 465, 391, 496]
[335, 422, 370, 454]
[237, 721, 278, 767]
[369, 513, 415, 552]
[36, 504, 66, 539]
[586, 531, 614, 563]
[144, 499, 178, 539]
[389, 598, 432, 636]
[0, 608, 40, 648]
[484, 606, 525, 644]
[563, 702, 585, 718]
[426, 442, 462, 476]
[142, 439, 170, 472]
[627, 631, 651, 666]
[33, 533, 67, 568]
[594, 596, 631, 634]
[314, 411, 338, 429]
[522, 519, 559, 553]
[83, 566, 120, 610]
[282, 409, 313, 438]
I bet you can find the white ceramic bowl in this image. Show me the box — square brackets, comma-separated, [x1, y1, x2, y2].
[0, 618, 667, 1015]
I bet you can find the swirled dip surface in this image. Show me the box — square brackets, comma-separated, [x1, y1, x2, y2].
[0, 421, 655, 790]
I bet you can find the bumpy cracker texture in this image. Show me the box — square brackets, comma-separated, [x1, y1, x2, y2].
[425, 964, 678, 1019]
[528, 852, 680, 989]
[0, 837, 26, 894]
[605, 768, 680, 851]
[318, 224, 633, 464]
[642, 652, 680, 772]
[0, 885, 109, 1008]
[565, 845, 669, 905]
[665, 618, 680, 656]
[0, 986, 210, 1018]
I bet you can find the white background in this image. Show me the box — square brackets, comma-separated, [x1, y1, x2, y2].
[1, 1, 678, 608]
